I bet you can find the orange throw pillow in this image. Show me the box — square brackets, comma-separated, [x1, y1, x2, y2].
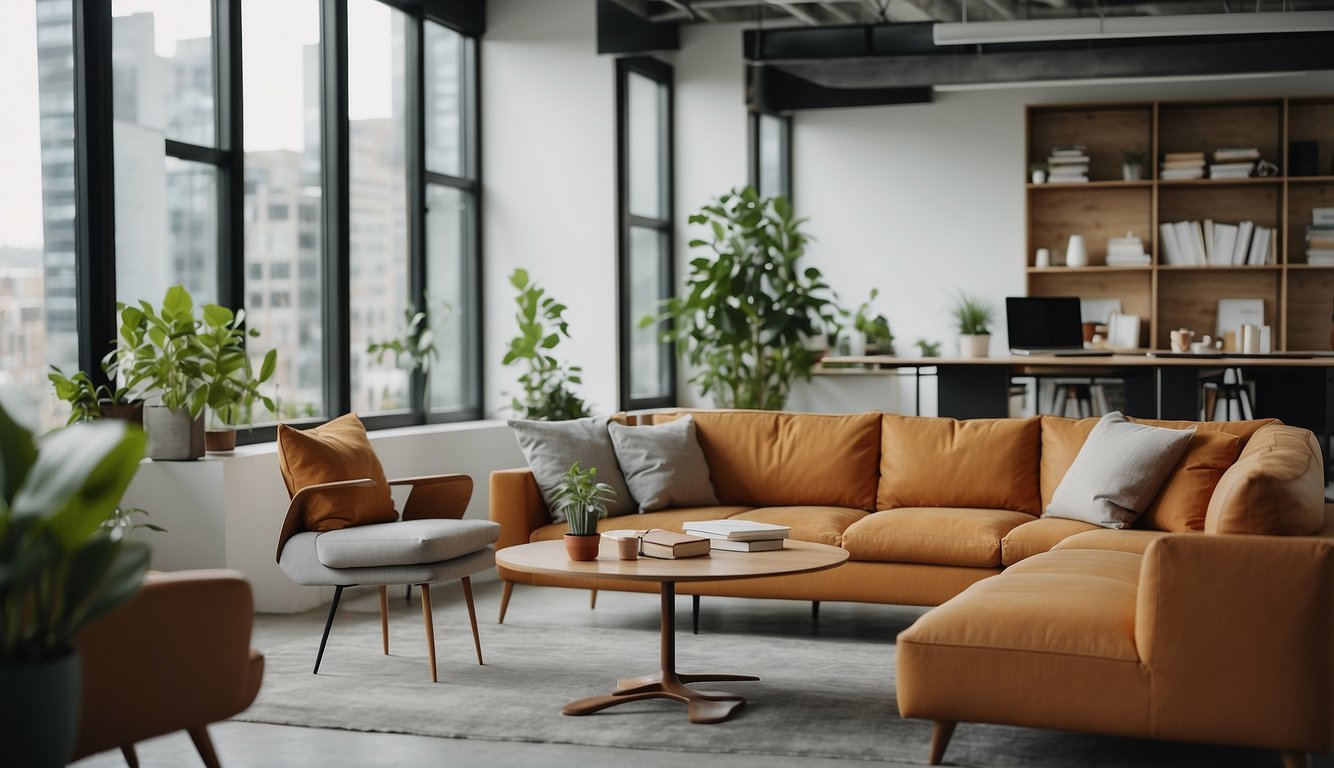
[277, 413, 397, 532]
[1135, 429, 1242, 532]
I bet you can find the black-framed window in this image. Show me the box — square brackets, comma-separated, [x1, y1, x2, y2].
[616, 56, 675, 411]
[749, 111, 791, 202]
[3, 0, 482, 436]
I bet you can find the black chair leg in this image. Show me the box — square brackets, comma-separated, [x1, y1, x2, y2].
[812, 600, 821, 622]
[692, 594, 701, 634]
[314, 585, 345, 674]
[405, 584, 412, 605]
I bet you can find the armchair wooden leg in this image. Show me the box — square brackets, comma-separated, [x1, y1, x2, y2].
[421, 583, 438, 683]
[930, 720, 956, 766]
[462, 576, 483, 665]
[379, 586, 389, 655]
[498, 580, 514, 624]
[590, 589, 598, 609]
[119, 744, 140, 767]
[314, 585, 345, 674]
[187, 725, 221, 768]
[1281, 752, 1310, 768]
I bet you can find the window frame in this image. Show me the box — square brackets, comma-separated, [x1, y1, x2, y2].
[748, 110, 792, 203]
[615, 55, 676, 412]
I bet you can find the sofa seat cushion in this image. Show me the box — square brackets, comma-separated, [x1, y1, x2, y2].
[902, 549, 1143, 661]
[314, 519, 500, 568]
[842, 507, 1036, 567]
[1051, 528, 1170, 556]
[728, 506, 869, 547]
[1001, 517, 1102, 566]
[528, 506, 753, 542]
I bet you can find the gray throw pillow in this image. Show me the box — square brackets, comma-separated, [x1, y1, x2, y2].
[608, 416, 719, 512]
[507, 417, 636, 521]
[1045, 411, 1194, 529]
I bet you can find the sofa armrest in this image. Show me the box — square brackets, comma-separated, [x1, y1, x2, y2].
[490, 468, 550, 550]
[1135, 533, 1334, 751]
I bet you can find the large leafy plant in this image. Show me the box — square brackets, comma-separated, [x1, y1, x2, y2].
[657, 187, 836, 410]
[0, 404, 150, 663]
[503, 269, 591, 421]
[118, 285, 209, 418]
[552, 461, 615, 536]
[197, 304, 278, 427]
[367, 299, 448, 412]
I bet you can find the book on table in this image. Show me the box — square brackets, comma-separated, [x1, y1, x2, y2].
[682, 519, 792, 541]
[639, 529, 711, 559]
[706, 538, 785, 552]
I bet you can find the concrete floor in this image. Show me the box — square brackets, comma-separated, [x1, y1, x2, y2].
[71, 579, 926, 768]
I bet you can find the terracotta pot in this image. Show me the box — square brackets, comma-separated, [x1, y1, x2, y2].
[564, 533, 601, 561]
[206, 428, 237, 454]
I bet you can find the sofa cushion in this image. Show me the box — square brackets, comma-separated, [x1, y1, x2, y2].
[608, 416, 718, 512]
[315, 518, 500, 568]
[1051, 529, 1169, 556]
[277, 413, 398, 532]
[1045, 412, 1194, 529]
[1001, 517, 1102, 566]
[1039, 415, 1279, 511]
[657, 410, 881, 511]
[728, 506, 869, 547]
[1135, 430, 1242, 532]
[842, 507, 1036, 567]
[528, 505, 753, 542]
[508, 417, 636, 519]
[877, 414, 1041, 515]
[1205, 424, 1326, 536]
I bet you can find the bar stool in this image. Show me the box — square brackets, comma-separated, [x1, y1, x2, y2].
[1048, 380, 1094, 417]
[1202, 368, 1254, 421]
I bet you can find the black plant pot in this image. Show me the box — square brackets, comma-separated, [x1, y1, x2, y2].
[0, 650, 81, 767]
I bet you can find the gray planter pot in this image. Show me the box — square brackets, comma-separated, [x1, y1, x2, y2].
[0, 651, 81, 767]
[144, 406, 205, 461]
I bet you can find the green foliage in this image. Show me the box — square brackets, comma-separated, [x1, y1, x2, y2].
[197, 304, 278, 427]
[951, 293, 995, 335]
[852, 288, 894, 347]
[914, 339, 942, 357]
[653, 187, 836, 410]
[1122, 148, 1148, 167]
[102, 507, 165, 536]
[502, 269, 590, 421]
[46, 368, 106, 426]
[0, 403, 150, 663]
[366, 299, 449, 412]
[552, 461, 615, 536]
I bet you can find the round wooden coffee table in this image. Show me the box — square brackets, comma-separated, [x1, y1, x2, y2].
[495, 538, 848, 724]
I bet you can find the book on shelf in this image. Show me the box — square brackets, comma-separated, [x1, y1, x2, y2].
[1314, 208, 1334, 226]
[1159, 223, 1184, 265]
[1163, 219, 1268, 266]
[1233, 221, 1255, 265]
[1247, 226, 1272, 266]
[1050, 144, 1086, 156]
[639, 529, 711, 559]
[1213, 147, 1261, 162]
[707, 538, 786, 552]
[1308, 250, 1334, 266]
[1106, 233, 1148, 266]
[1161, 159, 1207, 170]
[1212, 223, 1239, 266]
[1160, 168, 1205, 180]
[682, 519, 791, 541]
[1163, 151, 1206, 162]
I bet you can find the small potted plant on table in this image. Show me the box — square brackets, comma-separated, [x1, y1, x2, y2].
[952, 293, 995, 359]
[552, 461, 617, 561]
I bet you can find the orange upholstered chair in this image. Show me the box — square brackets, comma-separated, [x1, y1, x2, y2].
[71, 569, 264, 768]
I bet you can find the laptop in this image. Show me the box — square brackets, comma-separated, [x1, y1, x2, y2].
[1006, 296, 1114, 356]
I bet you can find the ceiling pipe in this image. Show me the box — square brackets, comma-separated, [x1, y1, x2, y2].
[933, 10, 1334, 45]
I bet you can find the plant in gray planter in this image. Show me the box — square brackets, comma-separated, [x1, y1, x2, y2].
[0, 403, 150, 766]
[197, 304, 277, 454]
[118, 286, 209, 460]
[551, 461, 616, 561]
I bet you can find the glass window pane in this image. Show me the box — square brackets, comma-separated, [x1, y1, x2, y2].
[242, 0, 324, 420]
[0, 0, 77, 429]
[628, 225, 669, 400]
[758, 113, 788, 200]
[627, 71, 663, 219]
[425, 22, 462, 177]
[348, 0, 410, 414]
[115, 156, 218, 306]
[112, 0, 216, 147]
[425, 184, 472, 413]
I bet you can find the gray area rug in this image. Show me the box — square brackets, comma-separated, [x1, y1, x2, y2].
[237, 595, 1327, 767]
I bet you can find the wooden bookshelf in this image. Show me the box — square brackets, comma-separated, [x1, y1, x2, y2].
[1025, 97, 1334, 351]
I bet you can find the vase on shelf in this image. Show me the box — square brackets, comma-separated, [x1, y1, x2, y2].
[1065, 235, 1088, 268]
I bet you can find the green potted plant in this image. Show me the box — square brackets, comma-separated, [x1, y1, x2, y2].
[48, 363, 143, 427]
[654, 187, 836, 410]
[118, 286, 208, 460]
[503, 269, 591, 421]
[914, 339, 942, 358]
[0, 404, 151, 766]
[952, 293, 995, 358]
[853, 288, 895, 355]
[196, 304, 277, 453]
[367, 299, 447, 413]
[551, 461, 616, 561]
[1122, 148, 1148, 181]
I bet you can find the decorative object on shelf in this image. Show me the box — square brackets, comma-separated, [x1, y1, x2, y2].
[1121, 148, 1147, 181]
[1047, 145, 1088, 183]
[552, 461, 616, 561]
[1290, 140, 1320, 177]
[1034, 248, 1051, 268]
[1106, 232, 1149, 267]
[1216, 298, 1265, 342]
[1240, 324, 1262, 354]
[366, 297, 448, 413]
[0, 405, 150, 767]
[653, 187, 837, 410]
[1106, 312, 1141, 349]
[951, 292, 995, 358]
[1065, 234, 1088, 268]
[1029, 162, 1048, 184]
[1170, 328, 1195, 353]
[503, 269, 591, 422]
[915, 339, 941, 357]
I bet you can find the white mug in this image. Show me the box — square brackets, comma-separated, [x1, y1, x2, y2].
[1066, 235, 1088, 268]
[1035, 248, 1051, 268]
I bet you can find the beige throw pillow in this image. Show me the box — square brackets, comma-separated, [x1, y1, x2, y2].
[608, 416, 719, 512]
[508, 417, 636, 521]
[1044, 411, 1194, 529]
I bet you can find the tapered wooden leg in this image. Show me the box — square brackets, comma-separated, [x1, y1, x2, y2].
[498, 580, 514, 624]
[930, 720, 956, 766]
[590, 589, 598, 609]
[379, 586, 389, 655]
[187, 725, 221, 768]
[420, 583, 438, 682]
[462, 576, 483, 665]
[1281, 752, 1310, 768]
[120, 744, 140, 767]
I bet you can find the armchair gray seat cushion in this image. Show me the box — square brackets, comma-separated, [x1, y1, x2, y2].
[281, 535, 496, 587]
[314, 518, 500, 569]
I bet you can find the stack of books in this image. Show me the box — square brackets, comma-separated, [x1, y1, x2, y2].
[638, 529, 712, 559]
[1159, 219, 1273, 266]
[1160, 152, 1206, 180]
[682, 519, 791, 552]
[1106, 233, 1150, 267]
[1047, 145, 1089, 183]
[1309, 208, 1334, 266]
[1210, 148, 1260, 179]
